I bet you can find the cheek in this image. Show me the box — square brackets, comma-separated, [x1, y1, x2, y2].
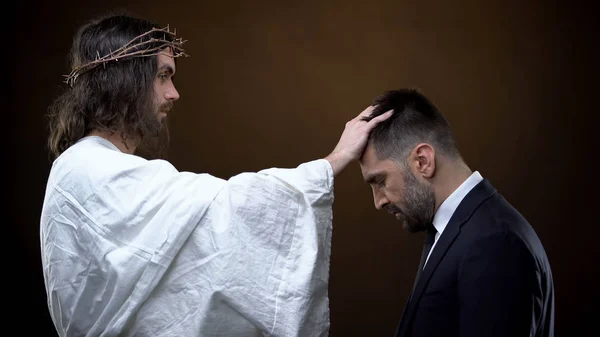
[153, 81, 167, 99]
[153, 80, 160, 94]
[388, 195, 404, 207]
[385, 182, 405, 204]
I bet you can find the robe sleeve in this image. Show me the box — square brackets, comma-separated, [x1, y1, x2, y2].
[198, 158, 334, 336]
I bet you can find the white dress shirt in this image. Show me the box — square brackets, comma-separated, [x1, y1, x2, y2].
[424, 171, 484, 267]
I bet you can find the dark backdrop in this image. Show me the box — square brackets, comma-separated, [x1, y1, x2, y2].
[10, 0, 598, 335]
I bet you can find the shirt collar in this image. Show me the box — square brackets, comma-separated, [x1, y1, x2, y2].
[431, 171, 483, 235]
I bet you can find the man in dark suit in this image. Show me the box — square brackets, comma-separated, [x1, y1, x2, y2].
[359, 88, 554, 337]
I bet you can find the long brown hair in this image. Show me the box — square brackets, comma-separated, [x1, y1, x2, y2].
[47, 14, 174, 159]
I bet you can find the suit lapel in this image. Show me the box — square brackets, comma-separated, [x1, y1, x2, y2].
[396, 179, 497, 337]
[395, 225, 461, 336]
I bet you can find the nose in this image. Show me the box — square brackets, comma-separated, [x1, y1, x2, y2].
[165, 82, 180, 101]
[373, 188, 389, 211]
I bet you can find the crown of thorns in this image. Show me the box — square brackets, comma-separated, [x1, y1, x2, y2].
[63, 25, 189, 87]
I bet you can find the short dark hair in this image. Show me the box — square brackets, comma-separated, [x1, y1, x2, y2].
[47, 13, 174, 159]
[363, 88, 460, 162]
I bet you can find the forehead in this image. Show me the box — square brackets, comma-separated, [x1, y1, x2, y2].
[360, 144, 402, 178]
[156, 47, 176, 69]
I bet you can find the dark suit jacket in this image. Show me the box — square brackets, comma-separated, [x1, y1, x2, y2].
[395, 179, 554, 337]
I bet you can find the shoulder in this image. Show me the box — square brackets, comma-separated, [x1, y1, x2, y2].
[463, 191, 549, 255]
[51, 137, 176, 182]
[459, 190, 533, 242]
[46, 137, 185, 207]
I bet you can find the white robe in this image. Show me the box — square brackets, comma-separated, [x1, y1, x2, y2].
[40, 136, 334, 337]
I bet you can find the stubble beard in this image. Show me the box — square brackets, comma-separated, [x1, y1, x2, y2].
[398, 170, 436, 233]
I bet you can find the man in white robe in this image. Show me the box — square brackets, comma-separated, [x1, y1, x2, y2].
[40, 13, 392, 337]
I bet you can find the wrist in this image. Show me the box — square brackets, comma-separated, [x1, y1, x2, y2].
[325, 150, 353, 176]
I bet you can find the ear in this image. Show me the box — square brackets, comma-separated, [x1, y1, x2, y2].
[409, 143, 436, 178]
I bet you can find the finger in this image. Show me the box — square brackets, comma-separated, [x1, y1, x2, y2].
[365, 110, 393, 128]
[355, 106, 375, 120]
[370, 109, 393, 123]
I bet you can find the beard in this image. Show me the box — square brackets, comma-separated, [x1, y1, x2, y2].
[135, 101, 173, 159]
[389, 170, 436, 233]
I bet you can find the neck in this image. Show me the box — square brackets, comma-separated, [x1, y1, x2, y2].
[432, 157, 473, 212]
[88, 129, 138, 154]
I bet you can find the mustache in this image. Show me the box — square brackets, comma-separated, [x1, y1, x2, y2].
[159, 101, 174, 112]
[385, 205, 403, 215]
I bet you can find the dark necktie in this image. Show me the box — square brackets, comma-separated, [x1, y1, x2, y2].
[410, 227, 437, 297]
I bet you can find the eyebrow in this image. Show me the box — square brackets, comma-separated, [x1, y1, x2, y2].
[364, 171, 384, 184]
[159, 64, 175, 75]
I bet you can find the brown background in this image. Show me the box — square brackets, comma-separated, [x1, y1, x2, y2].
[10, 0, 598, 335]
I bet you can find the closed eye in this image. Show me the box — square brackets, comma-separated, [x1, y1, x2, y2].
[365, 172, 385, 186]
[157, 64, 175, 81]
